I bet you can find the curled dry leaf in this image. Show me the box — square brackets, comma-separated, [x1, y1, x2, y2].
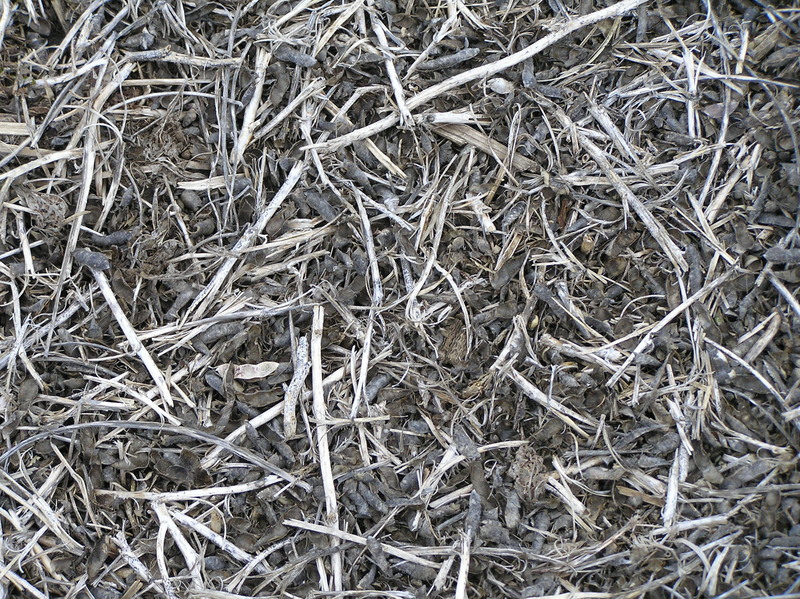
[232, 361, 281, 380]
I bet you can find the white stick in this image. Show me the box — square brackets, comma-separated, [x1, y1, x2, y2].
[284, 519, 439, 568]
[169, 510, 270, 574]
[92, 268, 175, 410]
[153, 503, 203, 590]
[284, 336, 311, 438]
[235, 47, 271, 160]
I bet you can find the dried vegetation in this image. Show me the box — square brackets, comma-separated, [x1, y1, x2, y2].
[1, 0, 800, 597]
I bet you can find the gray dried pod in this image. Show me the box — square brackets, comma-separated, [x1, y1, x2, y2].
[74, 248, 111, 270]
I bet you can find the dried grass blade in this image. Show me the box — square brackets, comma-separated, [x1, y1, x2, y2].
[187, 160, 304, 319]
[283, 519, 440, 569]
[552, 107, 688, 273]
[431, 124, 537, 171]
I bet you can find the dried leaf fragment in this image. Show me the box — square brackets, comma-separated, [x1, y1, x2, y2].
[233, 361, 280, 380]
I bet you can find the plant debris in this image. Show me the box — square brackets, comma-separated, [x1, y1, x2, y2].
[1, 0, 799, 597]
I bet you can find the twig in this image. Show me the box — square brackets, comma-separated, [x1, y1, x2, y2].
[91, 267, 175, 410]
[169, 510, 270, 575]
[311, 305, 342, 591]
[283, 519, 439, 568]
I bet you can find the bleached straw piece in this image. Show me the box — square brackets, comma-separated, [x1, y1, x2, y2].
[506, 367, 599, 430]
[431, 123, 538, 171]
[96, 476, 281, 501]
[369, 10, 412, 127]
[705, 338, 796, 430]
[284, 335, 311, 438]
[169, 510, 270, 575]
[155, 515, 181, 599]
[0, 122, 28, 136]
[0, 517, 6, 599]
[124, 47, 242, 68]
[0, 0, 11, 50]
[650, 515, 729, 537]
[661, 449, 681, 527]
[0, 469, 83, 554]
[235, 47, 270, 160]
[153, 503, 203, 590]
[349, 193, 382, 418]
[311, 305, 342, 591]
[283, 519, 439, 568]
[454, 531, 471, 599]
[455, 491, 481, 599]
[92, 268, 175, 410]
[0, 148, 85, 184]
[770, 274, 800, 319]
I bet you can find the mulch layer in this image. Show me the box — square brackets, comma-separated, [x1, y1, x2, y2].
[1, 0, 799, 597]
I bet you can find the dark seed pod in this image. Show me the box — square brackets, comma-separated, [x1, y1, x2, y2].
[417, 48, 480, 71]
[366, 536, 391, 575]
[465, 490, 482, 541]
[764, 247, 800, 264]
[89, 230, 134, 247]
[273, 45, 317, 67]
[74, 248, 111, 270]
